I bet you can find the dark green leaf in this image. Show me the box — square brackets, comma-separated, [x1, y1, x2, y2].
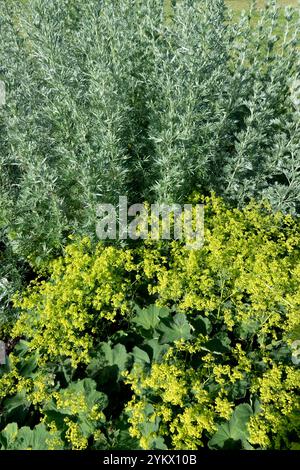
[158, 314, 192, 344]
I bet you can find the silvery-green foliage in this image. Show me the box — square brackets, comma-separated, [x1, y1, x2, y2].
[147, 1, 300, 210]
[219, 3, 300, 214]
[0, 0, 299, 270]
[0, 0, 162, 263]
[146, 0, 231, 202]
[0, 243, 28, 332]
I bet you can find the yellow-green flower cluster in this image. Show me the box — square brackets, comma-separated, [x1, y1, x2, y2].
[248, 365, 300, 449]
[12, 238, 135, 367]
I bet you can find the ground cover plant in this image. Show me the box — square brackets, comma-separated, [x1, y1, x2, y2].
[0, 0, 299, 451]
[1, 196, 300, 450]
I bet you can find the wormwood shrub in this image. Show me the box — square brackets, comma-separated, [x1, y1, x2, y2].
[0, 0, 299, 263]
[0, 195, 299, 449]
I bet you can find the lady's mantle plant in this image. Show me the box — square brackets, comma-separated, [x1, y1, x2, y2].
[0, 195, 299, 449]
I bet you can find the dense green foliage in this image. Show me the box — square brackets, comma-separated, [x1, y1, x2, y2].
[0, 0, 299, 330]
[0, 0, 299, 256]
[0, 0, 299, 451]
[1, 196, 300, 449]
